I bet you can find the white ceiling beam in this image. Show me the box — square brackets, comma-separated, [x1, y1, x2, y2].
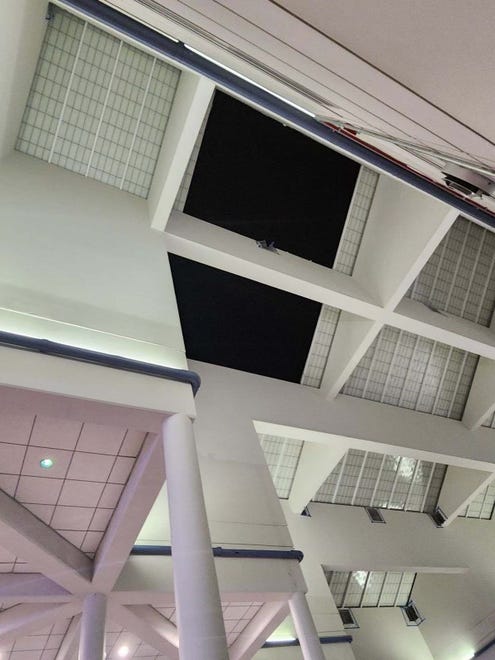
[391, 298, 495, 361]
[92, 434, 165, 592]
[320, 315, 382, 399]
[462, 357, 495, 429]
[228, 601, 290, 660]
[167, 213, 495, 382]
[148, 72, 215, 231]
[55, 614, 81, 660]
[288, 443, 347, 514]
[352, 176, 457, 310]
[437, 467, 495, 526]
[189, 361, 495, 471]
[109, 603, 180, 659]
[0, 601, 82, 645]
[126, 605, 178, 647]
[0, 574, 70, 603]
[0, 490, 92, 593]
[321, 175, 456, 398]
[165, 211, 381, 318]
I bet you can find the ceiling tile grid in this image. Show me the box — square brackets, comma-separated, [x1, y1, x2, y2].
[301, 166, 379, 388]
[0, 618, 70, 660]
[0, 414, 146, 562]
[326, 570, 415, 609]
[342, 326, 478, 420]
[258, 434, 303, 498]
[16, 6, 180, 198]
[314, 448, 446, 514]
[406, 216, 495, 327]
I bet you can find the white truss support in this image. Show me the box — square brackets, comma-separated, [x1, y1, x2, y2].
[109, 603, 180, 660]
[462, 357, 495, 429]
[0, 574, 70, 604]
[149, 72, 215, 231]
[228, 601, 290, 660]
[288, 442, 347, 514]
[0, 490, 92, 593]
[437, 467, 495, 526]
[92, 434, 165, 592]
[55, 614, 81, 660]
[165, 212, 381, 318]
[0, 602, 82, 644]
[352, 175, 456, 309]
[126, 605, 178, 647]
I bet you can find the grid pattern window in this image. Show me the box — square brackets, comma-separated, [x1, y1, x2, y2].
[406, 216, 495, 327]
[342, 326, 478, 421]
[301, 167, 379, 388]
[16, 6, 180, 198]
[326, 570, 415, 608]
[458, 480, 495, 520]
[258, 434, 303, 498]
[314, 448, 446, 514]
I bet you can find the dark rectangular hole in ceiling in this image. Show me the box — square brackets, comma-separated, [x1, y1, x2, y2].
[173, 91, 360, 382]
[169, 256, 321, 383]
[184, 90, 360, 268]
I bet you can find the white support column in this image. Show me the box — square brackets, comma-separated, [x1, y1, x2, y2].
[79, 593, 107, 660]
[289, 591, 325, 660]
[162, 413, 229, 660]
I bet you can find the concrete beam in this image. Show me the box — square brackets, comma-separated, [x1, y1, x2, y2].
[0, 574, 70, 603]
[352, 176, 456, 310]
[165, 212, 381, 318]
[149, 72, 214, 231]
[288, 443, 346, 514]
[93, 434, 165, 592]
[55, 614, 81, 660]
[437, 467, 495, 526]
[228, 601, 290, 660]
[0, 490, 92, 593]
[109, 603, 180, 659]
[0, 602, 82, 644]
[463, 357, 495, 430]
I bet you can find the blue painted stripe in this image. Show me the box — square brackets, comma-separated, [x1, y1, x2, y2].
[131, 545, 304, 562]
[59, 0, 495, 230]
[0, 330, 200, 394]
[262, 635, 353, 648]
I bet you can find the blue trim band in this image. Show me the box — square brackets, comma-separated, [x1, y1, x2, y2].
[262, 635, 353, 648]
[131, 545, 304, 562]
[58, 0, 495, 230]
[0, 330, 201, 394]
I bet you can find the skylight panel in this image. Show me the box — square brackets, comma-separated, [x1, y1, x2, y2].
[258, 434, 303, 498]
[16, 6, 180, 198]
[342, 327, 478, 420]
[326, 570, 416, 608]
[314, 449, 446, 514]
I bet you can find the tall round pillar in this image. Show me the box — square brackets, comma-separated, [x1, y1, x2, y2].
[79, 593, 107, 660]
[289, 591, 325, 660]
[162, 413, 229, 660]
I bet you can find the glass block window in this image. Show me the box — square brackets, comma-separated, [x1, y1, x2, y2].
[458, 479, 495, 520]
[315, 448, 446, 514]
[326, 570, 415, 608]
[259, 434, 303, 498]
[16, 6, 181, 198]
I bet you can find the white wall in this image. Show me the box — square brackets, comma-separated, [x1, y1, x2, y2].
[0, 153, 186, 368]
[350, 608, 433, 660]
[0, 1, 46, 159]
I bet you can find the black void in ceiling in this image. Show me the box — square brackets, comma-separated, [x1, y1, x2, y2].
[170, 91, 360, 383]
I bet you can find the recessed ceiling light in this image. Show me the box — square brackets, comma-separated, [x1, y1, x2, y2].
[117, 647, 130, 658]
[39, 457, 54, 469]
